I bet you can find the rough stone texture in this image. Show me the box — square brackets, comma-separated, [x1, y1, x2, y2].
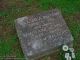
[15, 9, 73, 60]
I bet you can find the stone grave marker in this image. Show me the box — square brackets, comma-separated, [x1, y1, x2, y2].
[15, 9, 73, 60]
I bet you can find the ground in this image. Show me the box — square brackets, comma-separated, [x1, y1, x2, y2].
[0, 0, 80, 60]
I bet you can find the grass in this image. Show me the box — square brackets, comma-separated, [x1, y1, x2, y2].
[0, 0, 80, 60]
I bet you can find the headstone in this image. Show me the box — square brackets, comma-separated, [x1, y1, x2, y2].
[15, 9, 73, 60]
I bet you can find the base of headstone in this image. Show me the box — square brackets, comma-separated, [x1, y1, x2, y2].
[15, 9, 74, 60]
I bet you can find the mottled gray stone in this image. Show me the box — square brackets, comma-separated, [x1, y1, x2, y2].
[15, 9, 73, 60]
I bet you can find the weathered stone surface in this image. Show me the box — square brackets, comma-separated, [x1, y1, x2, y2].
[15, 9, 73, 60]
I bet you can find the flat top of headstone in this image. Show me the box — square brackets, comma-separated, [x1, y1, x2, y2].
[15, 9, 73, 59]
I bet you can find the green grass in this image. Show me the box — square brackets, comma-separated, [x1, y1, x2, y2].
[1, 0, 80, 60]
